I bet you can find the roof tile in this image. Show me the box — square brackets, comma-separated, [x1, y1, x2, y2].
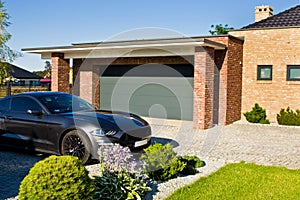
[243, 5, 300, 29]
[9, 64, 42, 79]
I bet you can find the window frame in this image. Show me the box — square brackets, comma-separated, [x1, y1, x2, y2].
[257, 65, 273, 81]
[287, 65, 300, 81]
[0, 98, 11, 112]
[11, 97, 43, 113]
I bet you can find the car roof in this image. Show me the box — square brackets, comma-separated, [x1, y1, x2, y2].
[10, 92, 69, 98]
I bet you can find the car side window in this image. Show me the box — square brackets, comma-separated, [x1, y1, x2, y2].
[11, 97, 42, 112]
[0, 99, 10, 111]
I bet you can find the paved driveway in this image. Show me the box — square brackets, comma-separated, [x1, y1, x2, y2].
[147, 118, 300, 169]
[0, 148, 46, 200]
[1, 120, 300, 199]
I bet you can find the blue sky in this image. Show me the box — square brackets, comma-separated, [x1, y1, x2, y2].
[5, 0, 300, 71]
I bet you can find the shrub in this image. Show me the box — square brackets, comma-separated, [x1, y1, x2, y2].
[18, 155, 95, 200]
[178, 155, 205, 175]
[277, 107, 300, 126]
[243, 103, 270, 124]
[98, 144, 143, 174]
[140, 143, 186, 181]
[94, 170, 150, 200]
[93, 171, 122, 200]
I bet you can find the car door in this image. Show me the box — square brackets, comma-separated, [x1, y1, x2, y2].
[4, 96, 50, 150]
[0, 98, 10, 133]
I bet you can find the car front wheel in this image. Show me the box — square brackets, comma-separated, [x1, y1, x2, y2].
[61, 130, 91, 164]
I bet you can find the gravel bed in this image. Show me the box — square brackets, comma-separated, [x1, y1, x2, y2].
[144, 158, 226, 200]
[85, 158, 227, 200]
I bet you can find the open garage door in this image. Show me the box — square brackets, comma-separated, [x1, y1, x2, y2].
[100, 64, 194, 120]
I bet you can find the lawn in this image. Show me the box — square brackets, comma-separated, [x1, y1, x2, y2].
[166, 162, 300, 200]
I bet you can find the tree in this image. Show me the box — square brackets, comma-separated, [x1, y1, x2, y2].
[209, 24, 234, 35]
[44, 60, 51, 78]
[0, 1, 21, 84]
[33, 61, 51, 78]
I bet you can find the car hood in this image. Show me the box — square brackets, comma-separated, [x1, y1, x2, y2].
[62, 110, 147, 131]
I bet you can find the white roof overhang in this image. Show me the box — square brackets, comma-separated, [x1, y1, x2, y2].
[22, 37, 226, 59]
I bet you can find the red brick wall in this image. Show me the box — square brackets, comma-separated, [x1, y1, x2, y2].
[226, 37, 243, 124]
[194, 46, 215, 129]
[72, 58, 83, 96]
[51, 53, 70, 93]
[208, 36, 243, 125]
[85, 56, 194, 66]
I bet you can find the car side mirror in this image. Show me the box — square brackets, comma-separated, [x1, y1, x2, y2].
[27, 109, 43, 115]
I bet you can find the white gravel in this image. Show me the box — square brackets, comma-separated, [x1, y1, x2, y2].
[85, 157, 227, 200]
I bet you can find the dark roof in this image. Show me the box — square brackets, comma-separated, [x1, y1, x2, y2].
[242, 5, 300, 29]
[9, 64, 42, 79]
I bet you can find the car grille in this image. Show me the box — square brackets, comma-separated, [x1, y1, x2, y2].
[121, 126, 151, 143]
[127, 126, 151, 139]
[105, 130, 117, 136]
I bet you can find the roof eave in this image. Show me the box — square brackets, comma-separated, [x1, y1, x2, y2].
[22, 37, 226, 55]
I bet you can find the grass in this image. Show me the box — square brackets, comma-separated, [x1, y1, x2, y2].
[166, 162, 300, 200]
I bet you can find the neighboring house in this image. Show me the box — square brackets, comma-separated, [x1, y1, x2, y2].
[9, 64, 42, 86]
[22, 4, 300, 129]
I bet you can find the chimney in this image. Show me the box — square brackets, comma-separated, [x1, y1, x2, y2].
[255, 5, 273, 22]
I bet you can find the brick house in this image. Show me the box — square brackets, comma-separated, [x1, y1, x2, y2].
[22, 4, 300, 129]
[230, 5, 300, 122]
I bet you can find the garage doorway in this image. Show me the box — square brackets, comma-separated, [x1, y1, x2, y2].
[100, 64, 194, 120]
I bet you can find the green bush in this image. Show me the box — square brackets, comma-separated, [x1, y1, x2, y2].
[140, 143, 186, 181]
[178, 155, 205, 175]
[18, 155, 95, 200]
[243, 103, 270, 124]
[277, 107, 300, 126]
[94, 170, 150, 200]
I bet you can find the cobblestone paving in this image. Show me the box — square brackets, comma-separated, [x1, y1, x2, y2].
[0, 148, 46, 200]
[1, 121, 300, 200]
[148, 119, 300, 169]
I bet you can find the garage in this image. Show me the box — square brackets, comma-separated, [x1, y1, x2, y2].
[100, 64, 194, 120]
[24, 36, 241, 129]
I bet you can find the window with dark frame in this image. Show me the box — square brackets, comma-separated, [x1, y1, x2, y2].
[287, 65, 300, 81]
[257, 65, 272, 80]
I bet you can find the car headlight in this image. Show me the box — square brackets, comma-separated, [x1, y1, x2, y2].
[90, 129, 106, 137]
[90, 129, 117, 137]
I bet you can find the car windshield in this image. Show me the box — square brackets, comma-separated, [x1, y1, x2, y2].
[37, 94, 95, 114]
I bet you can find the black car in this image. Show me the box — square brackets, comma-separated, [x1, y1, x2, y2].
[0, 92, 151, 164]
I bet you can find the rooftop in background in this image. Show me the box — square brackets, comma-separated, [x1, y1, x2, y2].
[9, 64, 42, 79]
[242, 5, 300, 29]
